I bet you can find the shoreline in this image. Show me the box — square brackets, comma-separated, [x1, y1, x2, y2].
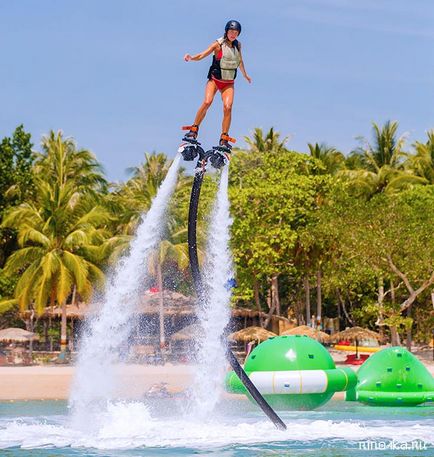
[0, 364, 195, 401]
[1, 358, 433, 402]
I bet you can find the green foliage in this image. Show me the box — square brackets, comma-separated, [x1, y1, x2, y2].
[0, 126, 36, 268]
[0, 131, 109, 315]
[1, 123, 434, 344]
[36, 130, 108, 197]
[358, 187, 434, 289]
[341, 121, 425, 198]
[307, 143, 345, 175]
[383, 315, 413, 331]
[348, 302, 379, 328]
[0, 125, 35, 214]
[243, 127, 288, 154]
[0, 268, 18, 314]
[406, 130, 434, 184]
[230, 147, 330, 302]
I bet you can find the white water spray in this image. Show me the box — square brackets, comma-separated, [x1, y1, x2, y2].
[192, 165, 233, 417]
[69, 154, 181, 425]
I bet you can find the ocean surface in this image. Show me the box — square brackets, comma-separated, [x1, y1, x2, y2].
[0, 398, 433, 456]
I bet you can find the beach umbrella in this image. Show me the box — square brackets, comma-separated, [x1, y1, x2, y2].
[171, 323, 204, 341]
[228, 326, 276, 343]
[0, 328, 39, 343]
[329, 326, 381, 358]
[281, 325, 330, 343]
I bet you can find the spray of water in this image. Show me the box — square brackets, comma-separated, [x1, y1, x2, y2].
[69, 154, 181, 426]
[191, 166, 233, 417]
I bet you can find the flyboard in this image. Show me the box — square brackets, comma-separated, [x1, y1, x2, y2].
[178, 135, 287, 431]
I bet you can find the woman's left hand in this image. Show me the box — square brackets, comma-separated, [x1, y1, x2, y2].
[245, 74, 252, 84]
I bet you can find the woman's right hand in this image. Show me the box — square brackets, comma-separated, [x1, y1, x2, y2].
[184, 54, 192, 62]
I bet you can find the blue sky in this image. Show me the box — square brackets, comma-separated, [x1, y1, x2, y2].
[1, 0, 434, 181]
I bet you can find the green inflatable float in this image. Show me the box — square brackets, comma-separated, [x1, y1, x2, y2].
[346, 346, 434, 406]
[225, 335, 357, 410]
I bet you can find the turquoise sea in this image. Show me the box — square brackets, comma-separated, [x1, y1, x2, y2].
[0, 398, 433, 456]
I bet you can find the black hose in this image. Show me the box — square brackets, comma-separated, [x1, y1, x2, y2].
[188, 168, 205, 298]
[187, 157, 287, 431]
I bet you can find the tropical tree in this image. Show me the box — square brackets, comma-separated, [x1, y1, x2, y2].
[0, 131, 110, 352]
[357, 120, 406, 170]
[0, 125, 35, 269]
[244, 127, 289, 154]
[1, 181, 109, 351]
[328, 187, 434, 345]
[0, 125, 35, 214]
[295, 143, 344, 326]
[308, 184, 382, 329]
[230, 146, 330, 324]
[307, 143, 345, 175]
[36, 130, 108, 197]
[406, 130, 434, 184]
[342, 121, 424, 197]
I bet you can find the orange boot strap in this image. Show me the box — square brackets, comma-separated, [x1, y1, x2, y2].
[182, 125, 199, 132]
[221, 133, 236, 143]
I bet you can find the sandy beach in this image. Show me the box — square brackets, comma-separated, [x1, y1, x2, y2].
[1, 352, 433, 401]
[0, 364, 195, 401]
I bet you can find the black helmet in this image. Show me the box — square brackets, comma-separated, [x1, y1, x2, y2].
[225, 20, 242, 35]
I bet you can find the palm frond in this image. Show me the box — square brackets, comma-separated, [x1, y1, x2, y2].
[40, 251, 61, 281]
[33, 266, 53, 313]
[2, 204, 41, 229]
[57, 262, 73, 304]
[62, 251, 89, 292]
[18, 227, 50, 247]
[64, 230, 90, 249]
[4, 247, 44, 274]
[0, 298, 18, 314]
[14, 262, 41, 310]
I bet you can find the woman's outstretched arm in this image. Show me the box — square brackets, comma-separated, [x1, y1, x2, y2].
[184, 41, 219, 62]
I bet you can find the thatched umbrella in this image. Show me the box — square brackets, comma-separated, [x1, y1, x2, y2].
[329, 326, 382, 358]
[0, 328, 39, 343]
[281, 325, 330, 343]
[171, 323, 204, 341]
[228, 326, 276, 343]
[0, 328, 39, 364]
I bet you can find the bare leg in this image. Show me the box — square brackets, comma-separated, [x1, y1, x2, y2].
[221, 85, 234, 134]
[193, 80, 219, 126]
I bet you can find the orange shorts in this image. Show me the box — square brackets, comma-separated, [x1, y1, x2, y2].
[211, 76, 234, 92]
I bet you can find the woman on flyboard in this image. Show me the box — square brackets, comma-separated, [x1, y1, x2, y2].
[182, 20, 252, 153]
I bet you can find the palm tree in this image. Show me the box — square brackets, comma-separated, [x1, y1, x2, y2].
[361, 120, 406, 170]
[341, 121, 425, 197]
[307, 142, 345, 175]
[126, 153, 172, 200]
[1, 181, 109, 352]
[0, 131, 110, 352]
[230, 128, 289, 189]
[244, 127, 289, 154]
[406, 130, 434, 184]
[36, 130, 108, 198]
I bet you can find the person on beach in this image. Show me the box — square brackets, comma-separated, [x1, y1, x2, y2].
[182, 20, 252, 151]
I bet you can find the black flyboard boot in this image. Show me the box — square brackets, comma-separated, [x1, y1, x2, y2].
[209, 133, 235, 169]
[178, 125, 200, 161]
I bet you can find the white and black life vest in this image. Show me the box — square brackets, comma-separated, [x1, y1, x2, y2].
[207, 37, 241, 81]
